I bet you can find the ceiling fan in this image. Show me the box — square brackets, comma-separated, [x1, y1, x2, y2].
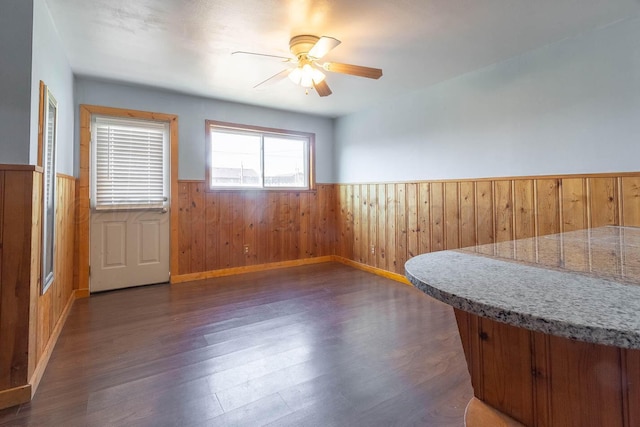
[232, 35, 383, 97]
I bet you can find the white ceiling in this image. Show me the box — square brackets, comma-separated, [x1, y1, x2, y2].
[46, 0, 639, 118]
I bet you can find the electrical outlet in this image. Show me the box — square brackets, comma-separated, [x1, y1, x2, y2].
[370, 245, 375, 255]
[243, 244, 249, 254]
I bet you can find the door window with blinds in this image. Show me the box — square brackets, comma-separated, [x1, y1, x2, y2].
[92, 117, 169, 210]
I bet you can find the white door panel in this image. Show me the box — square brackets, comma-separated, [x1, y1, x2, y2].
[103, 221, 126, 268]
[138, 220, 161, 264]
[91, 210, 169, 292]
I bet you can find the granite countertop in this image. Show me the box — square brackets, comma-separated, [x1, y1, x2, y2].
[404, 226, 640, 349]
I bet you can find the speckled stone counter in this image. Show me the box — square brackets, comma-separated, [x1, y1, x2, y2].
[405, 226, 640, 427]
[405, 226, 640, 349]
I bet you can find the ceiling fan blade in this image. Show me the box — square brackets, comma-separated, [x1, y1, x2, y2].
[322, 62, 383, 79]
[232, 51, 293, 61]
[253, 68, 291, 89]
[308, 36, 341, 59]
[313, 79, 332, 97]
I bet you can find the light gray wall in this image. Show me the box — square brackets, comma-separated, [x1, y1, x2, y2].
[0, 0, 33, 164]
[30, 0, 74, 175]
[74, 78, 336, 182]
[335, 17, 640, 183]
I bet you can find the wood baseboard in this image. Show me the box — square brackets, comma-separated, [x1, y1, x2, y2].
[331, 256, 411, 285]
[74, 288, 90, 298]
[0, 385, 31, 410]
[465, 397, 525, 427]
[170, 256, 335, 284]
[28, 290, 77, 399]
[171, 255, 413, 286]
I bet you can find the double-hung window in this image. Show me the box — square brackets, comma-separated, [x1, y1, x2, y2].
[205, 120, 314, 191]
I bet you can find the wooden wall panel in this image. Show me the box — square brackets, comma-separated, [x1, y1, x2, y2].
[204, 191, 220, 270]
[535, 179, 561, 268]
[376, 185, 387, 268]
[353, 185, 362, 264]
[459, 181, 476, 249]
[494, 180, 514, 258]
[0, 168, 76, 407]
[36, 175, 75, 362]
[561, 179, 589, 271]
[333, 172, 640, 278]
[626, 349, 640, 427]
[231, 192, 245, 267]
[369, 184, 378, 265]
[395, 184, 407, 274]
[535, 179, 560, 236]
[460, 311, 638, 427]
[217, 192, 232, 268]
[475, 181, 494, 255]
[561, 178, 588, 232]
[548, 337, 624, 427]
[176, 183, 337, 275]
[479, 317, 534, 426]
[406, 183, 418, 259]
[299, 191, 311, 259]
[325, 184, 336, 257]
[430, 182, 445, 253]
[588, 177, 618, 228]
[0, 170, 35, 389]
[359, 185, 369, 264]
[621, 177, 640, 227]
[385, 184, 397, 272]
[177, 182, 192, 274]
[514, 180, 535, 263]
[444, 182, 460, 250]
[176, 172, 640, 278]
[343, 185, 354, 260]
[418, 183, 431, 255]
[190, 183, 206, 273]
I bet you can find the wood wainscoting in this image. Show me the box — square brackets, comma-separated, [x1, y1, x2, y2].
[174, 182, 337, 279]
[0, 165, 41, 408]
[29, 174, 77, 394]
[175, 173, 640, 281]
[335, 173, 640, 276]
[0, 167, 77, 410]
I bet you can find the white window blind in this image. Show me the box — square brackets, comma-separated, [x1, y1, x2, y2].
[93, 117, 167, 209]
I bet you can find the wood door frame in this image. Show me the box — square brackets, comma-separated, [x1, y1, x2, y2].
[78, 105, 179, 294]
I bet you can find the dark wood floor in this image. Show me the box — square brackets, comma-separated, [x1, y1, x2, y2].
[0, 263, 472, 426]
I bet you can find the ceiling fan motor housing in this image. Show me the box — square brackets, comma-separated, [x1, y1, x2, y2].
[289, 35, 320, 59]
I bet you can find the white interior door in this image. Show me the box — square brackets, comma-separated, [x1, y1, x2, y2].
[89, 116, 170, 292]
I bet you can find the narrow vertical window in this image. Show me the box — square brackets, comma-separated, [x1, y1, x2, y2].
[41, 87, 57, 293]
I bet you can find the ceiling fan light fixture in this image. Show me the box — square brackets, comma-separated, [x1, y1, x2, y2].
[290, 64, 326, 88]
[311, 67, 326, 84]
[288, 67, 302, 85]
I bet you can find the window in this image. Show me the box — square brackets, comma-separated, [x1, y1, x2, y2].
[205, 121, 314, 191]
[92, 116, 169, 209]
[41, 85, 57, 294]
